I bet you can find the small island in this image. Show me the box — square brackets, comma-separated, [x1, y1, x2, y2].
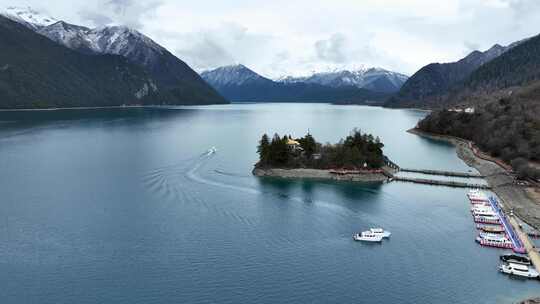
[252, 129, 396, 182]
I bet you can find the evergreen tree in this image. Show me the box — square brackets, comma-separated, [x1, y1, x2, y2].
[257, 134, 270, 164]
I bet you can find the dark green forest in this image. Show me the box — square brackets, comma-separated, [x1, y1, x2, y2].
[256, 129, 385, 169]
[418, 98, 540, 179]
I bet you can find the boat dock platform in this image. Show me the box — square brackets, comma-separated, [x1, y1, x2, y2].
[509, 216, 540, 274]
[488, 196, 540, 274]
[488, 197, 525, 253]
[392, 176, 491, 189]
[400, 168, 484, 178]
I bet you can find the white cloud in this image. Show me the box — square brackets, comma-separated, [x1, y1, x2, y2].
[2, 0, 540, 78]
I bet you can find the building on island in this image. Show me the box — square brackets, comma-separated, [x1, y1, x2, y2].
[287, 138, 303, 152]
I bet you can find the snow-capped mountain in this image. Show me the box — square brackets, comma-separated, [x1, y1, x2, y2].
[3, 7, 225, 104]
[36, 21, 207, 90]
[201, 64, 274, 87]
[36, 21, 95, 54]
[279, 68, 409, 93]
[200, 64, 390, 103]
[2, 6, 57, 29]
[37, 23, 167, 65]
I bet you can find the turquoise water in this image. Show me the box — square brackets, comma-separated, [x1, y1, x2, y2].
[0, 104, 538, 303]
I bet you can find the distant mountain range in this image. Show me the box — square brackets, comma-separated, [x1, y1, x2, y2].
[279, 68, 408, 93]
[201, 64, 400, 103]
[0, 6, 226, 109]
[387, 39, 527, 108]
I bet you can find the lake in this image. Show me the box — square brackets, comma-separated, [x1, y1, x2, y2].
[0, 103, 537, 304]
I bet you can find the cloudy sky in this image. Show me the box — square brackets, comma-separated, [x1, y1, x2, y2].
[3, 0, 540, 78]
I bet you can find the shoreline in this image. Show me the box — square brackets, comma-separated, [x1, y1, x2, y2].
[408, 128, 540, 230]
[410, 128, 540, 303]
[252, 167, 391, 183]
[0, 103, 229, 112]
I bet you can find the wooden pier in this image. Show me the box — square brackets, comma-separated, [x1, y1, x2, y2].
[392, 176, 491, 189]
[400, 168, 484, 178]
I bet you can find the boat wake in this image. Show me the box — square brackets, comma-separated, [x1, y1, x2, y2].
[185, 154, 260, 195]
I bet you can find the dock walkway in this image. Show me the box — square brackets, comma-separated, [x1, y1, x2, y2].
[392, 176, 490, 189]
[400, 168, 484, 178]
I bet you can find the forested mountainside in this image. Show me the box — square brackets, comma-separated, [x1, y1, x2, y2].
[418, 81, 540, 178]
[387, 43, 514, 108]
[1, 7, 226, 107]
[411, 34, 540, 178]
[0, 15, 165, 109]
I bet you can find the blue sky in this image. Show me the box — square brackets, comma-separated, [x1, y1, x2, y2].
[3, 0, 540, 78]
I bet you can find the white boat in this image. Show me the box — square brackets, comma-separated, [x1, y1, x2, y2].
[479, 232, 508, 240]
[468, 189, 489, 202]
[206, 146, 217, 155]
[471, 207, 497, 217]
[499, 262, 540, 279]
[476, 233, 513, 249]
[369, 228, 391, 238]
[353, 231, 383, 242]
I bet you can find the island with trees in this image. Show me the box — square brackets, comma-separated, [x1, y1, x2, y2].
[253, 129, 395, 182]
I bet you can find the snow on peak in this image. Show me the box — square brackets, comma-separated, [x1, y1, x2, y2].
[277, 67, 409, 93]
[201, 64, 271, 86]
[3, 6, 57, 29]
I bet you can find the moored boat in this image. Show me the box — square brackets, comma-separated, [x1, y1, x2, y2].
[500, 254, 532, 265]
[474, 215, 500, 224]
[499, 262, 539, 279]
[476, 224, 505, 233]
[468, 189, 489, 202]
[476, 234, 513, 249]
[471, 207, 496, 217]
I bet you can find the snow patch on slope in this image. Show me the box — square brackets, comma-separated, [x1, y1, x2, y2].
[2, 6, 57, 29]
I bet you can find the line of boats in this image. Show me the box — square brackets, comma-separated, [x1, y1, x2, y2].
[467, 189, 539, 280]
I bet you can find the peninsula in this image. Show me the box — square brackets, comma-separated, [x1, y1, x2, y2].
[252, 129, 395, 182]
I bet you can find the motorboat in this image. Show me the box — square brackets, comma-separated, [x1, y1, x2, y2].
[353, 231, 383, 242]
[479, 232, 507, 239]
[206, 146, 217, 155]
[473, 215, 500, 225]
[500, 254, 532, 265]
[471, 208, 497, 217]
[369, 228, 391, 238]
[476, 234, 513, 249]
[476, 224, 505, 233]
[499, 262, 539, 279]
[468, 189, 489, 202]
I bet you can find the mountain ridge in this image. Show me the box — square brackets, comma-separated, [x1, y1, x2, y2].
[278, 67, 408, 93]
[1, 6, 227, 106]
[388, 42, 521, 108]
[201, 64, 389, 103]
[0, 15, 164, 109]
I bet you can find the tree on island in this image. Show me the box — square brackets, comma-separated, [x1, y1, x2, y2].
[256, 129, 385, 169]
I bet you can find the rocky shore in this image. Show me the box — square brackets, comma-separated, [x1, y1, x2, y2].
[408, 128, 540, 230]
[252, 167, 390, 183]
